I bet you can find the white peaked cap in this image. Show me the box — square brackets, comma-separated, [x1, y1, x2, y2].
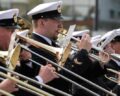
[91, 35, 101, 46]
[0, 8, 19, 20]
[27, 1, 63, 20]
[72, 29, 90, 37]
[0, 8, 19, 28]
[97, 29, 120, 48]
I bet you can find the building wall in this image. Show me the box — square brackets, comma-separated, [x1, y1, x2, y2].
[99, 0, 120, 22]
[44, 0, 95, 20]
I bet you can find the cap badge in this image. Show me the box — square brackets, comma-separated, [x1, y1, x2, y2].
[57, 5, 61, 13]
[13, 14, 17, 23]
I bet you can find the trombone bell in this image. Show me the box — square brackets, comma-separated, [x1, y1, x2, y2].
[7, 44, 21, 70]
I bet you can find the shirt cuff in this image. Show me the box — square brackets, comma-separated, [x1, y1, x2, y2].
[35, 75, 43, 83]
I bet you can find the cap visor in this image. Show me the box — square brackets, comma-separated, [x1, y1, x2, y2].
[7, 25, 21, 29]
[53, 15, 64, 20]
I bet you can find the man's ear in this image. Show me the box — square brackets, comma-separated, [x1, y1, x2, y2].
[39, 19, 48, 26]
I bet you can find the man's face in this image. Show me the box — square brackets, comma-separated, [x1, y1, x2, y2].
[111, 42, 120, 54]
[44, 18, 63, 40]
[0, 27, 14, 50]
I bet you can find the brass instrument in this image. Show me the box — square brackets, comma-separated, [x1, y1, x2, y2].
[14, 29, 117, 96]
[57, 28, 108, 62]
[0, 44, 21, 68]
[17, 31, 99, 94]
[0, 89, 14, 96]
[16, 30, 101, 95]
[0, 42, 71, 95]
[21, 45, 116, 96]
[0, 66, 72, 96]
[7, 44, 21, 70]
[0, 72, 53, 96]
[0, 45, 55, 96]
[104, 54, 120, 82]
[17, 30, 63, 58]
[0, 51, 8, 64]
[17, 16, 32, 36]
[105, 68, 120, 84]
[111, 53, 120, 61]
[19, 45, 116, 96]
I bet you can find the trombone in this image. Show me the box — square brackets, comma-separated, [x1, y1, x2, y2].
[0, 46, 55, 96]
[0, 89, 14, 96]
[57, 28, 109, 63]
[105, 68, 120, 84]
[0, 41, 72, 95]
[0, 77, 45, 96]
[0, 72, 53, 96]
[16, 31, 116, 96]
[111, 53, 120, 61]
[16, 34, 100, 95]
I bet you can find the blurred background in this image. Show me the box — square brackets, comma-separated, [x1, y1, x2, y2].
[0, 0, 120, 36]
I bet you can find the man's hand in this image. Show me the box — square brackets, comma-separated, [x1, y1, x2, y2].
[0, 79, 18, 93]
[99, 51, 110, 68]
[104, 44, 115, 54]
[38, 64, 59, 83]
[77, 34, 92, 52]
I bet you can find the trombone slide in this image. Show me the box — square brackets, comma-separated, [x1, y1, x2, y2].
[0, 72, 54, 96]
[0, 89, 14, 96]
[17, 34, 63, 58]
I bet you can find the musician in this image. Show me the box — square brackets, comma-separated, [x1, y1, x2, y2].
[70, 33, 110, 96]
[0, 9, 20, 95]
[20, 1, 72, 95]
[96, 32, 120, 95]
[0, 8, 57, 96]
[112, 70, 120, 95]
[25, 1, 96, 95]
[25, 1, 112, 95]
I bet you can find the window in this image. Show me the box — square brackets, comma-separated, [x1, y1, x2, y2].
[118, 11, 120, 18]
[109, 9, 115, 19]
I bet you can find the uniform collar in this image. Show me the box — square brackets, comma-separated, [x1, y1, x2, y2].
[33, 32, 52, 45]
